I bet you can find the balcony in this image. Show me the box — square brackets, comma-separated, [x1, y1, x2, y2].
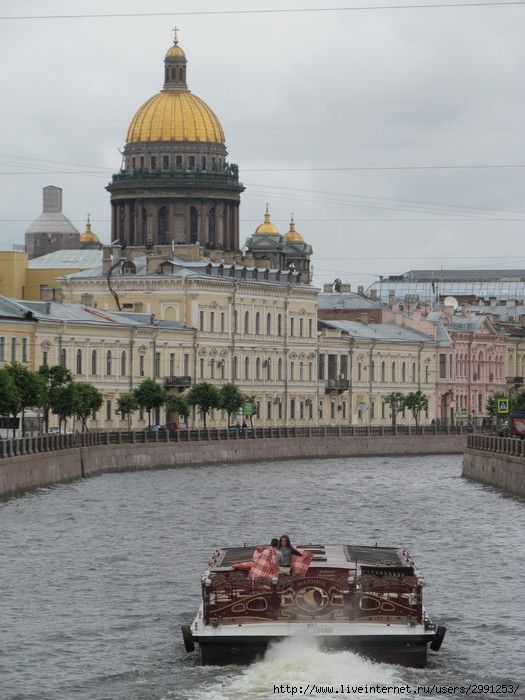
[164, 376, 192, 391]
[325, 378, 350, 394]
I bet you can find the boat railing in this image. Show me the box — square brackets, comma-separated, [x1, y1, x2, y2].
[202, 571, 422, 626]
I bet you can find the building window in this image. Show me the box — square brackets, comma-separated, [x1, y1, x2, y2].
[402, 362, 406, 383]
[381, 361, 386, 382]
[200, 311, 204, 331]
[121, 351, 127, 376]
[299, 318, 304, 337]
[42, 350, 48, 366]
[358, 362, 362, 381]
[290, 361, 295, 381]
[169, 353, 175, 376]
[267, 313, 272, 336]
[91, 350, 97, 375]
[267, 400, 272, 420]
[233, 355, 238, 380]
[0, 337, 5, 362]
[277, 314, 282, 336]
[256, 357, 261, 380]
[210, 311, 215, 333]
[162, 155, 169, 169]
[290, 399, 295, 420]
[290, 318, 295, 337]
[221, 312, 225, 333]
[139, 355, 145, 377]
[106, 400, 111, 421]
[200, 357, 204, 378]
[106, 350, 112, 375]
[370, 360, 375, 381]
[184, 353, 189, 376]
[309, 318, 313, 337]
[278, 358, 283, 381]
[412, 362, 417, 383]
[392, 362, 396, 382]
[22, 338, 29, 363]
[439, 354, 446, 379]
[76, 349, 82, 375]
[61, 348, 66, 367]
[244, 356, 250, 380]
[244, 311, 250, 334]
[11, 337, 17, 362]
[255, 312, 260, 335]
[340, 355, 348, 379]
[318, 354, 325, 380]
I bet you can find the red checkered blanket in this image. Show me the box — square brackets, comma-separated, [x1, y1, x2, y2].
[291, 549, 313, 575]
[248, 546, 279, 580]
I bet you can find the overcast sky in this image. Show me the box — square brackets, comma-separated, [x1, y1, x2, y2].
[1, 0, 524, 290]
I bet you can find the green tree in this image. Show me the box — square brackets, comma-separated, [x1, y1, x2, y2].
[75, 383, 104, 432]
[50, 381, 80, 432]
[403, 390, 429, 428]
[385, 391, 406, 427]
[165, 394, 191, 426]
[219, 383, 245, 427]
[133, 379, 168, 427]
[116, 393, 139, 431]
[186, 381, 221, 429]
[0, 367, 21, 435]
[486, 391, 506, 417]
[37, 364, 73, 432]
[5, 363, 47, 437]
[511, 390, 525, 412]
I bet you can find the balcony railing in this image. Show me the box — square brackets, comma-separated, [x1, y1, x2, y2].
[325, 378, 350, 393]
[164, 375, 192, 390]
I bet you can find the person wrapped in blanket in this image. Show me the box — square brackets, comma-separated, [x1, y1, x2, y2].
[232, 536, 313, 580]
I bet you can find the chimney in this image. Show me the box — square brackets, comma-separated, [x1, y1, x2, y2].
[323, 283, 333, 293]
[102, 246, 112, 275]
[112, 244, 122, 265]
[358, 285, 364, 296]
[370, 289, 377, 300]
[340, 284, 351, 293]
[360, 313, 368, 324]
[389, 291, 395, 308]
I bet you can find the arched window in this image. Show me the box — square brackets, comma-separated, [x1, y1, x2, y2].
[256, 357, 261, 380]
[121, 351, 126, 376]
[381, 361, 386, 382]
[232, 355, 238, 381]
[277, 314, 282, 337]
[255, 312, 260, 335]
[266, 313, 272, 336]
[76, 349, 82, 375]
[278, 358, 283, 381]
[244, 356, 250, 380]
[244, 311, 250, 335]
[91, 349, 97, 375]
[106, 350, 112, 376]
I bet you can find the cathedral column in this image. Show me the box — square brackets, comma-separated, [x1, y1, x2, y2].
[169, 203, 174, 240]
[223, 204, 230, 250]
[185, 204, 191, 244]
[200, 202, 207, 245]
[124, 202, 131, 243]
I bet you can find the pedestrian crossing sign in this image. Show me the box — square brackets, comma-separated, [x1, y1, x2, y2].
[459, 407, 468, 416]
[497, 398, 509, 414]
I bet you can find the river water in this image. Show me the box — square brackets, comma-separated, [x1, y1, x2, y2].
[1, 455, 523, 700]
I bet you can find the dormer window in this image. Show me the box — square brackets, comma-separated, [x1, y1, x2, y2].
[122, 260, 136, 275]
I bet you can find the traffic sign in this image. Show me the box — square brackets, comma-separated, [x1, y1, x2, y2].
[497, 398, 509, 414]
[459, 407, 468, 416]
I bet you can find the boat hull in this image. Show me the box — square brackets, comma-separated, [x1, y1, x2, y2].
[194, 631, 432, 667]
[189, 616, 438, 668]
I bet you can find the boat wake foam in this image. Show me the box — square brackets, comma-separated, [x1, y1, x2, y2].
[191, 637, 403, 699]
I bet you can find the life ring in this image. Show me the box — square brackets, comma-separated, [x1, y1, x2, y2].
[430, 625, 446, 651]
[181, 624, 195, 652]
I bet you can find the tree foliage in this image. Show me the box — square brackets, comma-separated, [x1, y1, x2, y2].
[511, 390, 525, 412]
[4, 362, 47, 437]
[0, 367, 21, 432]
[116, 393, 139, 431]
[403, 390, 429, 427]
[384, 391, 405, 427]
[186, 382, 221, 429]
[133, 379, 168, 426]
[75, 382, 104, 432]
[165, 394, 191, 424]
[219, 383, 245, 426]
[38, 364, 73, 432]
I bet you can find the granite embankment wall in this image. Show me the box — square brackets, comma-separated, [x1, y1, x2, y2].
[1, 431, 466, 499]
[463, 434, 525, 497]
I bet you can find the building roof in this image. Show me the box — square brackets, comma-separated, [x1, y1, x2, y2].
[318, 292, 385, 311]
[320, 319, 438, 344]
[27, 249, 103, 269]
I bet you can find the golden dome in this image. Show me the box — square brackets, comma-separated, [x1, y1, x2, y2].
[255, 205, 280, 235]
[166, 37, 186, 58]
[126, 92, 225, 143]
[80, 215, 100, 244]
[126, 35, 225, 144]
[285, 215, 304, 242]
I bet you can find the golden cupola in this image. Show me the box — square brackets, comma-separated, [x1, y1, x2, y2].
[126, 36, 225, 144]
[255, 205, 280, 235]
[284, 215, 304, 242]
